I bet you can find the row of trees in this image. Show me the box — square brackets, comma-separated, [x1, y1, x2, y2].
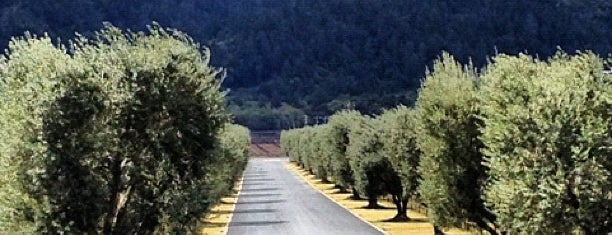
[281, 52, 611, 234]
[0, 25, 250, 234]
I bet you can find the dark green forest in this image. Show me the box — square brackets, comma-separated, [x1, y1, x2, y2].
[1, 0, 610, 129]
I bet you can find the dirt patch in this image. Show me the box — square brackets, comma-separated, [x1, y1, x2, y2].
[249, 143, 283, 157]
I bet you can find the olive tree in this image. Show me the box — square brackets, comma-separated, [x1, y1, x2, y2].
[308, 125, 333, 182]
[479, 52, 611, 234]
[283, 127, 311, 168]
[325, 110, 362, 196]
[208, 124, 251, 199]
[379, 106, 420, 221]
[415, 53, 498, 234]
[0, 24, 243, 234]
[280, 129, 297, 161]
[346, 115, 400, 209]
[298, 126, 315, 172]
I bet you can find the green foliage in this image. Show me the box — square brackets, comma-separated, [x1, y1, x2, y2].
[308, 125, 333, 181]
[283, 125, 334, 181]
[377, 106, 420, 220]
[325, 111, 362, 190]
[379, 106, 420, 200]
[414, 53, 497, 233]
[283, 110, 403, 212]
[229, 102, 306, 130]
[0, 24, 248, 234]
[280, 129, 298, 161]
[0, 35, 75, 233]
[207, 124, 250, 207]
[280, 51, 610, 234]
[479, 52, 612, 234]
[345, 114, 377, 198]
[345, 114, 396, 206]
[281, 127, 308, 167]
[281, 110, 361, 188]
[298, 126, 315, 172]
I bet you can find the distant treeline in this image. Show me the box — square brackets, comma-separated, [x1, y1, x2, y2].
[0, 0, 610, 129]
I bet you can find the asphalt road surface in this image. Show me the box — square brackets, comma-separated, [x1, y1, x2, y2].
[227, 157, 385, 235]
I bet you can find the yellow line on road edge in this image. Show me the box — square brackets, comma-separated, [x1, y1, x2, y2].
[285, 163, 389, 235]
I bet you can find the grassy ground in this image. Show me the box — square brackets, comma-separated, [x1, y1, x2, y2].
[286, 163, 475, 235]
[197, 178, 244, 235]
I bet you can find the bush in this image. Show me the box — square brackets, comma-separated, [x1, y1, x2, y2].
[479, 52, 611, 234]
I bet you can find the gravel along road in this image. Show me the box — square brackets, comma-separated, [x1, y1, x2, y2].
[227, 157, 385, 235]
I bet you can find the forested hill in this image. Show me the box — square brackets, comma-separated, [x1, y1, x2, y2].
[1, 0, 611, 129]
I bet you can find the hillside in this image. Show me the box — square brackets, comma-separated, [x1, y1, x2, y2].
[0, 0, 610, 129]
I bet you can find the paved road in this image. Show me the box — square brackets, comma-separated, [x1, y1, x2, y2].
[227, 157, 384, 235]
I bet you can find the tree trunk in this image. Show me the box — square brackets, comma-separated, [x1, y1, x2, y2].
[581, 228, 595, 235]
[320, 177, 330, 184]
[351, 186, 361, 199]
[335, 185, 349, 193]
[389, 195, 410, 221]
[434, 225, 445, 235]
[103, 157, 131, 234]
[365, 197, 381, 209]
[474, 218, 498, 235]
[113, 192, 134, 235]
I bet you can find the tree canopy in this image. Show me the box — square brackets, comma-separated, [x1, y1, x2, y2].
[0, 24, 249, 234]
[479, 52, 611, 234]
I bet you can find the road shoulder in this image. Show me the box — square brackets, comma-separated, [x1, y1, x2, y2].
[285, 163, 473, 235]
[198, 176, 244, 235]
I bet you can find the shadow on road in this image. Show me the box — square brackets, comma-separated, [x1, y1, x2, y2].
[239, 187, 280, 192]
[230, 221, 288, 227]
[238, 193, 282, 198]
[243, 173, 269, 177]
[216, 209, 278, 214]
[244, 170, 269, 174]
[235, 199, 286, 205]
[240, 182, 267, 186]
[244, 178, 276, 182]
[243, 176, 269, 179]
